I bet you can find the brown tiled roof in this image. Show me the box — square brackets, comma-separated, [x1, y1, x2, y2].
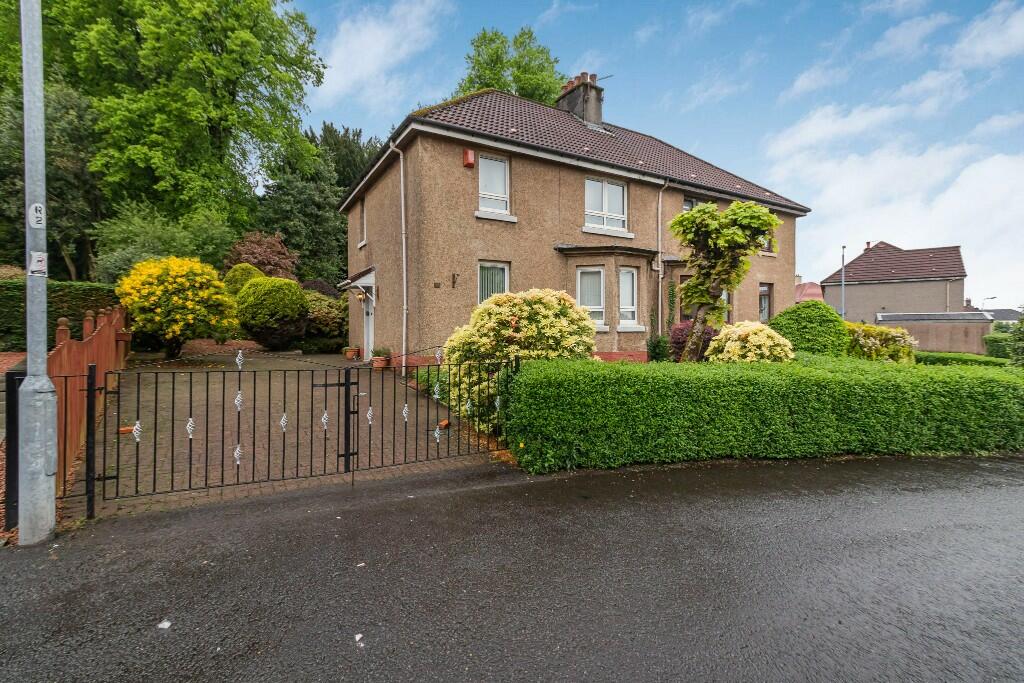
[413, 90, 809, 214]
[821, 242, 966, 284]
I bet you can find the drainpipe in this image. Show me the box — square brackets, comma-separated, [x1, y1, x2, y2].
[656, 179, 669, 335]
[391, 141, 408, 371]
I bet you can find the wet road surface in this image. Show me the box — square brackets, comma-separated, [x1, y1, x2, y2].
[2, 455, 1023, 681]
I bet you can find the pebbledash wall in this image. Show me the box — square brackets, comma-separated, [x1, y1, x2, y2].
[345, 132, 798, 362]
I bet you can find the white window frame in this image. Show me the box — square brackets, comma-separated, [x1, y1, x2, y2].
[478, 154, 510, 215]
[478, 261, 509, 304]
[682, 198, 695, 212]
[618, 267, 644, 332]
[584, 178, 628, 233]
[576, 267, 606, 330]
[358, 199, 367, 248]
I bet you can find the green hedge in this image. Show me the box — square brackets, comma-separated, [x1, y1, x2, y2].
[0, 279, 119, 351]
[984, 333, 1013, 359]
[916, 351, 1010, 367]
[504, 357, 1024, 474]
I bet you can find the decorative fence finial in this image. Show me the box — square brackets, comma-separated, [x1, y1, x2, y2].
[235, 349, 244, 370]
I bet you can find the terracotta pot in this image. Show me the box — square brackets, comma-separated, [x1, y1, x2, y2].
[371, 356, 389, 369]
[344, 347, 359, 360]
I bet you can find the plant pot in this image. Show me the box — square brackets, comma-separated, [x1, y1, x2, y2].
[371, 356, 389, 369]
[344, 347, 360, 360]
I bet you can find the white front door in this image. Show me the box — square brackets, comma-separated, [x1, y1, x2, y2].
[362, 296, 374, 361]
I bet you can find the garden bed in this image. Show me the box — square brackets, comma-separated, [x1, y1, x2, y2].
[505, 355, 1024, 474]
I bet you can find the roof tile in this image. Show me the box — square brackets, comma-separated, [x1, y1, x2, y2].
[822, 241, 966, 284]
[415, 90, 808, 214]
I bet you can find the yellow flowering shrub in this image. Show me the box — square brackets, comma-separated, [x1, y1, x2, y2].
[845, 322, 916, 362]
[116, 257, 237, 358]
[442, 289, 597, 431]
[705, 321, 794, 363]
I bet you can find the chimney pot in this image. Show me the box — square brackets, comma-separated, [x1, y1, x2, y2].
[589, 73, 597, 83]
[866, 241, 871, 250]
[581, 71, 589, 82]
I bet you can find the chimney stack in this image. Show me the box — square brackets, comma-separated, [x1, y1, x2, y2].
[556, 71, 604, 124]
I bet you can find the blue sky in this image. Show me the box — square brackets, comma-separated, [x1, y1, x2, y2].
[295, 0, 1024, 308]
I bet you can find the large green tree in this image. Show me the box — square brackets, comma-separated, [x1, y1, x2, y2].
[307, 122, 382, 193]
[0, 76, 104, 280]
[669, 202, 781, 361]
[1, 0, 325, 224]
[455, 27, 564, 105]
[257, 148, 346, 284]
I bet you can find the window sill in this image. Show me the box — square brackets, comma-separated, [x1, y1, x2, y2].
[475, 210, 518, 223]
[357, 240, 367, 249]
[594, 324, 610, 333]
[581, 225, 634, 239]
[758, 251, 777, 257]
[617, 325, 646, 333]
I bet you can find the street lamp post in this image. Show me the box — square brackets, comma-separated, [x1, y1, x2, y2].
[840, 245, 846, 321]
[17, 0, 57, 545]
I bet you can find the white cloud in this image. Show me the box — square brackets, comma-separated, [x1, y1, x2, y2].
[782, 145, 1024, 308]
[766, 104, 909, 158]
[633, 22, 660, 45]
[536, 0, 594, 28]
[686, 0, 754, 33]
[781, 62, 851, 100]
[892, 68, 968, 113]
[970, 111, 1024, 137]
[867, 12, 955, 59]
[312, 0, 453, 114]
[948, 0, 1024, 68]
[679, 77, 749, 112]
[569, 49, 607, 78]
[862, 0, 929, 16]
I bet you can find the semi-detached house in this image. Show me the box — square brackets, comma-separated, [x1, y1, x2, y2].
[339, 73, 810, 363]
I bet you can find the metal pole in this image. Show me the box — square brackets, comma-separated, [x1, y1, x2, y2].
[840, 245, 846, 321]
[17, 0, 57, 545]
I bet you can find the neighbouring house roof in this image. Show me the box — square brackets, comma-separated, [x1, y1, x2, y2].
[795, 281, 824, 302]
[341, 89, 809, 215]
[982, 308, 1023, 322]
[822, 242, 967, 284]
[876, 312, 993, 322]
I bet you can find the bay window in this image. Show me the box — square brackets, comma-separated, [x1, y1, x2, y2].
[576, 267, 605, 327]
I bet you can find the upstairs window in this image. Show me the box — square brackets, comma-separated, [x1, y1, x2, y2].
[619, 267, 638, 324]
[577, 268, 605, 326]
[478, 155, 509, 214]
[585, 178, 626, 230]
[478, 262, 509, 303]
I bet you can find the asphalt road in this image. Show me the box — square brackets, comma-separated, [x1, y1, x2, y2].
[2, 455, 1023, 681]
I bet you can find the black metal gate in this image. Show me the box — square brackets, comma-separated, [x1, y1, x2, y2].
[3, 353, 516, 525]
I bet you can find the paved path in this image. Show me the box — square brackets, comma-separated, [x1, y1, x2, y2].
[2, 455, 1023, 681]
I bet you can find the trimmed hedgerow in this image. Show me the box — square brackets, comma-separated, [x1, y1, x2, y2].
[0, 279, 119, 351]
[769, 300, 849, 356]
[984, 332, 1013, 359]
[504, 356, 1024, 474]
[916, 351, 1010, 367]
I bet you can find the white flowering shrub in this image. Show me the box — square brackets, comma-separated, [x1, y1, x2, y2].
[442, 289, 596, 431]
[705, 321, 794, 363]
